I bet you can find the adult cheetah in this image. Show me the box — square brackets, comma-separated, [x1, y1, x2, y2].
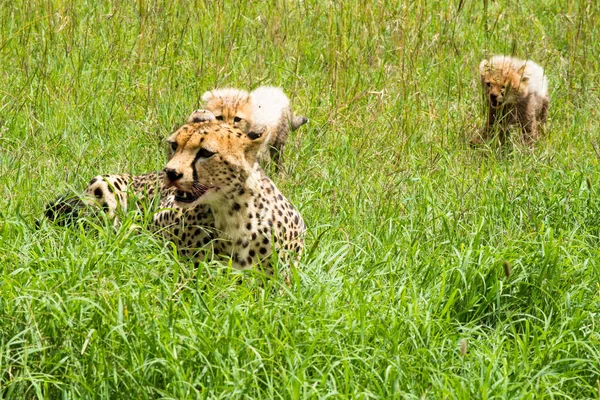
[46, 111, 306, 273]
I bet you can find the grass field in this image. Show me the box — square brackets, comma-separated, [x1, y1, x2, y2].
[1, 0, 600, 398]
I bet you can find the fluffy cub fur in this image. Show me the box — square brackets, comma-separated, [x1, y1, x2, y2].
[472, 55, 549, 146]
[201, 86, 308, 169]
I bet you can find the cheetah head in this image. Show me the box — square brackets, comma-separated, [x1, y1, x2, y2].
[201, 88, 253, 133]
[479, 59, 530, 108]
[163, 111, 269, 207]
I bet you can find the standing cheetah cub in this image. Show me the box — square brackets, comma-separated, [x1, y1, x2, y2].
[472, 55, 549, 146]
[201, 86, 308, 169]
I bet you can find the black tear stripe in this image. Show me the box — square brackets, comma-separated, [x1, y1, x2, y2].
[192, 149, 203, 182]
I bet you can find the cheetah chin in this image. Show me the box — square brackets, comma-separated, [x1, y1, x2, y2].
[173, 183, 212, 205]
[174, 189, 201, 204]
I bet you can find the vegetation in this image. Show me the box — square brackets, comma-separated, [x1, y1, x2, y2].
[1, 0, 599, 398]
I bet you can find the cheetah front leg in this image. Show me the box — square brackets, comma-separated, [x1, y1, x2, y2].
[84, 171, 168, 223]
[85, 174, 133, 223]
[46, 174, 133, 226]
[539, 96, 549, 125]
[471, 107, 496, 146]
[151, 195, 218, 261]
[517, 105, 539, 146]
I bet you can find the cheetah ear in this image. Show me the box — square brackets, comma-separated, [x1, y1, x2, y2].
[479, 59, 491, 78]
[247, 127, 265, 141]
[187, 109, 216, 123]
[246, 125, 268, 142]
[244, 125, 269, 164]
[201, 91, 214, 104]
[247, 131, 261, 140]
[517, 65, 530, 83]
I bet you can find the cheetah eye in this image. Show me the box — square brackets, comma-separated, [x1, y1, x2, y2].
[169, 141, 178, 152]
[234, 116, 242, 123]
[485, 82, 491, 87]
[196, 148, 216, 159]
[215, 115, 224, 121]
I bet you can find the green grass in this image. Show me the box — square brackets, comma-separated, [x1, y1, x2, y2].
[1, 0, 600, 398]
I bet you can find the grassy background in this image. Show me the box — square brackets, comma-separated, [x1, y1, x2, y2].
[1, 0, 600, 398]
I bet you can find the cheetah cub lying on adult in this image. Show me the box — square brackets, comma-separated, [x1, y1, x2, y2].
[201, 86, 308, 169]
[472, 55, 549, 146]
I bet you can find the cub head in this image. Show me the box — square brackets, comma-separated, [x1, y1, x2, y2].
[201, 88, 253, 133]
[479, 58, 530, 108]
[163, 113, 268, 207]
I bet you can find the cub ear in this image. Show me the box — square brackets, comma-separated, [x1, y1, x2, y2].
[187, 109, 216, 123]
[479, 59, 491, 78]
[517, 65, 530, 83]
[201, 91, 214, 103]
[244, 125, 269, 164]
[247, 130, 263, 141]
[246, 125, 268, 143]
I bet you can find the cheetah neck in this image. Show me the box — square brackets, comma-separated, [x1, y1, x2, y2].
[210, 169, 274, 242]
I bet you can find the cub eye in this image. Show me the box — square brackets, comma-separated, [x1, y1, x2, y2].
[485, 82, 491, 87]
[197, 148, 216, 159]
[215, 115, 224, 121]
[234, 116, 242, 123]
[169, 141, 178, 152]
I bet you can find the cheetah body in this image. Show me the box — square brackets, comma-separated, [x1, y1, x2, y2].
[48, 115, 305, 272]
[474, 55, 549, 145]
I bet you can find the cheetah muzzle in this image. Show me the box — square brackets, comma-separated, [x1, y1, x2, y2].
[172, 183, 211, 205]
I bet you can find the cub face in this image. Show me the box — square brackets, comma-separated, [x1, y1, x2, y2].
[201, 88, 253, 133]
[163, 114, 266, 208]
[479, 60, 529, 108]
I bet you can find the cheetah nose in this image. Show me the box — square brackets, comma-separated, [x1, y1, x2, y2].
[490, 94, 499, 107]
[164, 168, 183, 182]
